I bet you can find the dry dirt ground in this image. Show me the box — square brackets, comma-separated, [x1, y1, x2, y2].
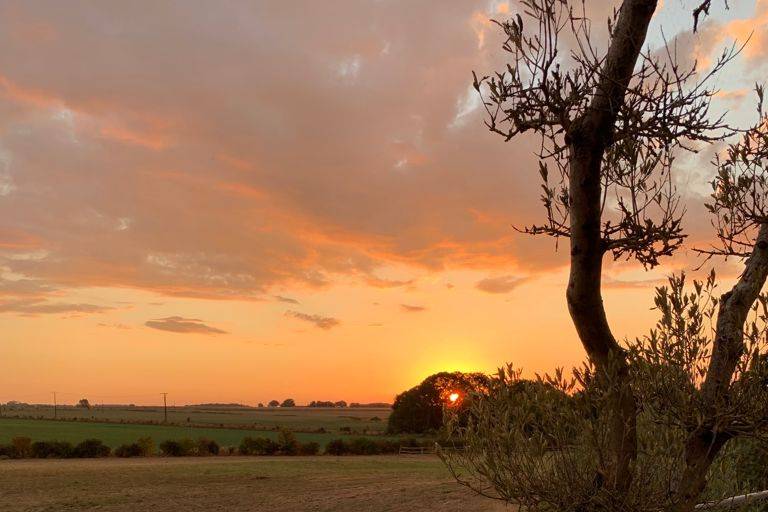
[0, 455, 512, 512]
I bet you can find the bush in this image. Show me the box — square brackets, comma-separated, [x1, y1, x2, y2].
[348, 437, 380, 455]
[0, 444, 15, 459]
[31, 440, 74, 458]
[115, 437, 154, 458]
[239, 437, 278, 455]
[11, 437, 32, 458]
[159, 438, 195, 457]
[115, 443, 143, 457]
[325, 439, 348, 455]
[298, 441, 320, 455]
[73, 439, 111, 458]
[375, 439, 400, 454]
[196, 438, 220, 456]
[277, 430, 299, 455]
[709, 438, 768, 495]
[136, 437, 155, 456]
[324, 437, 403, 456]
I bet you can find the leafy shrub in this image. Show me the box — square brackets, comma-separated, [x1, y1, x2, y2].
[348, 437, 380, 455]
[239, 437, 278, 455]
[325, 439, 348, 455]
[159, 438, 195, 457]
[31, 440, 74, 458]
[196, 438, 220, 456]
[277, 430, 299, 455]
[374, 439, 400, 454]
[11, 437, 32, 458]
[115, 437, 154, 457]
[73, 439, 111, 458]
[707, 438, 768, 500]
[0, 444, 15, 459]
[136, 437, 155, 456]
[325, 437, 400, 455]
[115, 443, 143, 457]
[298, 441, 320, 455]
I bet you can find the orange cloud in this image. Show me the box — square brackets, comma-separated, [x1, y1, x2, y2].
[285, 310, 340, 330]
[145, 316, 227, 335]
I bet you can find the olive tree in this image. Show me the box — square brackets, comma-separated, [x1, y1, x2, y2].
[441, 1, 768, 510]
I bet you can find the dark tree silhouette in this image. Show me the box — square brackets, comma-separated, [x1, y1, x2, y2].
[441, 1, 768, 510]
[387, 372, 488, 434]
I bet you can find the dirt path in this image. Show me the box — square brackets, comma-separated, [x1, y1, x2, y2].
[0, 456, 512, 511]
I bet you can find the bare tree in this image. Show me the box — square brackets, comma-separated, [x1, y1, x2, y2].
[441, 1, 768, 511]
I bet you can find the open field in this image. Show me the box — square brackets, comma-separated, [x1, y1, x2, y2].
[2, 405, 390, 435]
[0, 418, 407, 450]
[0, 456, 509, 512]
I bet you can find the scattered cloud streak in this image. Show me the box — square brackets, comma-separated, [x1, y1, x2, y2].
[0, 298, 111, 316]
[476, 275, 527, 294]
[365, 276, 414, 288]
[274, 295, 300, 304]
[145, 316, 227, 335]
[285, 310, 340, 330]
[602, 276, 666, 289]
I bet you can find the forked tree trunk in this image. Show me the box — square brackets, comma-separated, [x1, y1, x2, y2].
[670, 224, 768, 512]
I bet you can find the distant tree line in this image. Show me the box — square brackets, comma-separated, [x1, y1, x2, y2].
[307, 400, 347, 408]
[259, 399, 391, 408]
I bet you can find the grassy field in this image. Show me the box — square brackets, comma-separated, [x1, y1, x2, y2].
[0, 418, 404, 450]
[3, 405, 389, 434]
[0, 456, 508, 511]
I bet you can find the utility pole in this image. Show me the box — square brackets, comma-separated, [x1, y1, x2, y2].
[161, 393, 168, 423]
[52, 391, 57, 419]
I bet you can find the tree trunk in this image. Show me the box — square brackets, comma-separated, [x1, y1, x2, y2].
[671, 430, 730, 512]
[566, 0, 658, 493]
[670, 224, 768, 512]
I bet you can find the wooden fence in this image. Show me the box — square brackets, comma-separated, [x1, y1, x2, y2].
[398, 445, 436, 455]
[696, 490, 768, 510]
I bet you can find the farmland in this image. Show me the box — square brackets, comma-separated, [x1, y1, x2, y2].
[0, 456, 507, 512]
[0, 405, 402, 451]
[0, 418, 365, 450]
[1, 404, 390, 434]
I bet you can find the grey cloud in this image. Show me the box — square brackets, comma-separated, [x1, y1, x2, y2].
[274, 295, 300, 304]
[145, 316, 227, 335]
[0, 298, 111, 315]
[285, 310, 340, 330]
[365, 276, 414, 288]
[476, 275, 526, 294]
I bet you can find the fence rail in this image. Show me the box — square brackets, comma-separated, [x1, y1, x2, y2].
[398, 446, 436, 455]
[696, 490, 768, 510]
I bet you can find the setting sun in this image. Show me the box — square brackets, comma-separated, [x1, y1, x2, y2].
[2, 1, 768, 510]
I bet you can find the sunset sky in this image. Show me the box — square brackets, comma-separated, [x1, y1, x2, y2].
[1, 1, 766, 406]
